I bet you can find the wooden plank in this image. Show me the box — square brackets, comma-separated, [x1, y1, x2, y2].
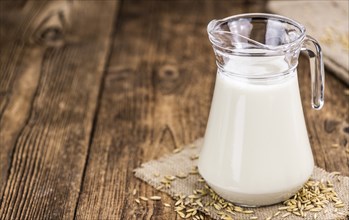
[75, 1, 267, 219]
[298, 56, 349, 176]
[0, 0, 47, 201]
[0, 1, 117, 219]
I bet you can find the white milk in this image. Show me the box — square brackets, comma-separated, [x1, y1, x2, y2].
[198, 55, 314, 206]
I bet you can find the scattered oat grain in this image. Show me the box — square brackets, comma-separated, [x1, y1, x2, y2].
[190, 155, 199, 160]
[150, 196, 161, 201]
[156, 185, 164, 190]
[176, 172, 188, 179]
[165, 175, 176, 181]
[139, 196, 148, 201]
[281, 212, 291, 218]
[173, 148, 182, 153]
[331, 144, 340, 148]
[274, 211, 281, 216]
[132, 189, 137, 196]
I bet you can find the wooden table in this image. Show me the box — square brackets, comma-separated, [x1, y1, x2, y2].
[1, 1, 348, 219]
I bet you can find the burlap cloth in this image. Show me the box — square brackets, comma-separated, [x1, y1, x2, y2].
[134, 138, 349, 220]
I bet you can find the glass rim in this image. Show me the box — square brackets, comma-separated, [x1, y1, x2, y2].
[207, 13, 306, 53]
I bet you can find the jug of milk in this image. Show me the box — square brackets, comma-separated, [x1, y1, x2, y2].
[198, 13, 325, 206]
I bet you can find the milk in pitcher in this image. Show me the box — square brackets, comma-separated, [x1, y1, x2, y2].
[198, 55, 314, 206]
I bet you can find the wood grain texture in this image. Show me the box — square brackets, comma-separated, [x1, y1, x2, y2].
[0, 0, 47, 201]
[0, 1, 117, 219]
[0, 0, 348, 219]
[298, 56, 349, 176]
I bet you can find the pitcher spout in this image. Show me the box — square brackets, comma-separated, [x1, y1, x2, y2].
[207, 13, 305, 55]
[208, 18, 270, 51]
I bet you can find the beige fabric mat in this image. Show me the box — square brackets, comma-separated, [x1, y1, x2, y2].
[134, 138, 349, 220]
[268, 0, 349, 85]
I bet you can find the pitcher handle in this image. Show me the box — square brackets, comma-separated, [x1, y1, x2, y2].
[301, 35, 325, 110]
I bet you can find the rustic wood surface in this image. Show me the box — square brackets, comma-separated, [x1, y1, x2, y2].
[0, 0, 348, 219]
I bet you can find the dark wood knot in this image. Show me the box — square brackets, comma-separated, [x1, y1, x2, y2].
[344, 126, 349, 134]
[32, 1, 72, 47]
[40, 27, 63, 43]
[153, 63, 185, 95]
[158, 65, 179, 79]
[324, 119, 339, 133]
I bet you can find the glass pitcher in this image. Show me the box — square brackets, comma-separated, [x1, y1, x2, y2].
[198, 13, 324, 206]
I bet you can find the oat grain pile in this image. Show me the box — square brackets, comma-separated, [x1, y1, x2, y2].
[134, 139, 349, 220]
